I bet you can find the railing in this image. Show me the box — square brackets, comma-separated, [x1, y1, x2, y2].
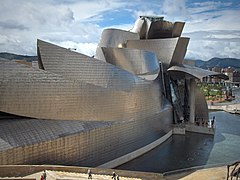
[163, 161, 237, 177]
[195, 117, 215, 128]
[227, 161, 240, 180]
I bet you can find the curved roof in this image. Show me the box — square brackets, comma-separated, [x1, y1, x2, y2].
[168, 64, 229, 81]
[37, 39, 144, 90]
[0, 48, 163, 121]
[95, 29, 139, 61]
[0, 112, 112, 151]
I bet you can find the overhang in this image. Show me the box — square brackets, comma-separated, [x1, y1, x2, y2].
[168, 64, 229, 81]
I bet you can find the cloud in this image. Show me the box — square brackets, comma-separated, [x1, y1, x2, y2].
[178, 1, 240, 60]
[184, 30, 240, 60]
[162, 0, 188, 16]
[133, 10, 159, 19]
[65, 0, 128, 22]
[188, 1, 232, 14]
[0, 21, 29, 30]
[186, 40, 240, 60]
[58, 41, 97, 56]
[0, 0, 125, 56]
[0, 0, 239, 61]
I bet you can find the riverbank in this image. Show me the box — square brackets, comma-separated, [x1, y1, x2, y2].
[207, 88, 240, 114]
[208, 102, 240, 114]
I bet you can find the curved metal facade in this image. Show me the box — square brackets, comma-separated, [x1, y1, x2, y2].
[0, 58, 163, 121]
[131, 16, 185, 39]
[126, 37, 190, 69]
[102, 47, 160, 80]
[95, 29, 139, 61]
[195, 84, 209, 120]
[0, 107, 172, 166]
[168, 64, 229, 81]
[0, 15, 224, 167]
[37, 39, 142, 90]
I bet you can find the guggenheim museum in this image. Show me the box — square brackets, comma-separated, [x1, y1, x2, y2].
[0, 16, 226, 167]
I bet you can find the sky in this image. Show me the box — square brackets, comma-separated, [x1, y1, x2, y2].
[0, 0, 239, 61]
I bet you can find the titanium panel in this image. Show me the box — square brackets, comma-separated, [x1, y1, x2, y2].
[37, 39, 144, 90]
[172, 22, 185, 37]
[0, 112, 112, 151]
[171, 37, 189, 66]
[126, 38, 188, 69]
[95, 29, 139, 61]
[147, 20, 174, 39]
[101, 47, 160, 80]
[131, 17, 148, 39]
[195, 83, 209, 120]
[0, 105, 173, 166]
[0, 59, 163, 121]
[168, 64, 229, 81]
[131, 16, 184, 39]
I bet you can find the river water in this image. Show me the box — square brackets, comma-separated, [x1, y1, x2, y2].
[117, 110, 240, 173]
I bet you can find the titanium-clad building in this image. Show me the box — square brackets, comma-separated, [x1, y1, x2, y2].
[0, 16, 226, 167]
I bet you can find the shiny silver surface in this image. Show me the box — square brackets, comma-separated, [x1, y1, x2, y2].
[0, 48, 163, 121]
[0, 106, 173, 166]
[95, 29, 139, 61]
[126, 37, 189, 69]
[0, 15, 227, 167]
[102, 47, 160, 80]
[131, 17, 147, 39]
[147, 20, 173, 39]
[168, 64, 229, 81]
[131, 16, 184, 39]
[195, 83, 209, 120]
[172, 22, 185, 37]
[37, 39, 143, 90]
[171, 38, 189, 66]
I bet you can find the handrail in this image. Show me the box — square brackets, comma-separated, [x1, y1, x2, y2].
[227, 161, 240, 180]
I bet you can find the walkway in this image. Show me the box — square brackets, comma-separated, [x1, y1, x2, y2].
[0, 165, 163, 180]
[24, 170, 141, 180]
[2, 166, 237, 180]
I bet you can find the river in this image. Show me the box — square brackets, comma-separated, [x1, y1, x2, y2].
[116, 111, 240, 173]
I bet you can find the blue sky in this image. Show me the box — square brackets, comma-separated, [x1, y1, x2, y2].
[0, 0, 239, 60]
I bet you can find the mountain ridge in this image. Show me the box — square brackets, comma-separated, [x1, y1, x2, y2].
[0, 52, 37, 62]
[194, 57, 240, 69]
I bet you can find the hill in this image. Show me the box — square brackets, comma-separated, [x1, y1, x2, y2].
[0, 52, 37, 62]
[195, 57, 240, 69]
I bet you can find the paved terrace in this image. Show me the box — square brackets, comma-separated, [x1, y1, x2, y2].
[26, 170, 141, 180]
[0, 165, 163, 180]
[0, 164, 239, 180]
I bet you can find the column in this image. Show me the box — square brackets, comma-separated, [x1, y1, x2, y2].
[189, 78, 195, 124]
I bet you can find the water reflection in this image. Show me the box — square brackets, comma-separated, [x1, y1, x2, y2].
[116, 111, 240, 173]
